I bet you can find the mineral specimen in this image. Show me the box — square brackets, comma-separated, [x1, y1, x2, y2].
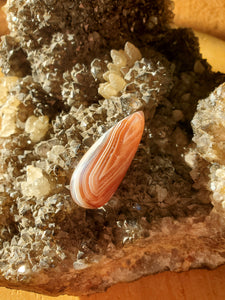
[0, 0, 225, 297]
[192, 83, 225, 217]
[192, 83, 225, 165]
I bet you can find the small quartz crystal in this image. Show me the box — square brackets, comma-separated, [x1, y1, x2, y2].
[21, 165, 51, 198]
[25, 115, 49, 142]
[0, 95, 20, 137]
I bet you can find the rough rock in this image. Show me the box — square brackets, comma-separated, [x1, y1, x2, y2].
[0, 0, 225, 296]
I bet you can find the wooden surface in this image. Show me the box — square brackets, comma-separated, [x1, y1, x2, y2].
[194, 31, 225, 73]
[1, 265, 225, 300]
[173, 0, 225, 40]
[0, 0, 225, 299]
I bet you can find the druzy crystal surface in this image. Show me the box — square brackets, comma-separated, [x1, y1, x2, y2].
[0, 0, 225, 296]
[192, 83, 225, 217]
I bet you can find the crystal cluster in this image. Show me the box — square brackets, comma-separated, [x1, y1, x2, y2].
[0, 0, 225, 292]
[98, 42, 142, 98]
[0, 38, 174, 278]
[94, 42, 173, 118]
[192, 83, 225, 216]
[1, 0, 173, 99]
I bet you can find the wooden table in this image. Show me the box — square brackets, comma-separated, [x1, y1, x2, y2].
[1, 265, 225, 299]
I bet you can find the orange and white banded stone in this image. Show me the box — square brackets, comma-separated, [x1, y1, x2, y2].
[70, 111, 145, 209]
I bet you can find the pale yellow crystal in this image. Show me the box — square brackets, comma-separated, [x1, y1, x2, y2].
[98, 82, 118, 99]
[103, 69, 122, 82]
[21, 165, 51, 198]
[0, 95, 20, 137]
[110, 49, 127, 67]
[99, 42, 142, 99]
[25, 115, 49, 142]
[0, 76, 18, 105]
[107, 63, 121, 73]
[124, 41, 142, 67]
[102, 71, 110, 82]
[108, 73, 126, 92]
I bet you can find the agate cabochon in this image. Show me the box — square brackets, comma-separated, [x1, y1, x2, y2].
[70, 111, 145, 208]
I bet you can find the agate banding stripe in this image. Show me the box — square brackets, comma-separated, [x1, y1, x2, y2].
[70, 111, 145, 209]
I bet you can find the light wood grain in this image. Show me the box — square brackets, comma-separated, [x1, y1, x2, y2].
[79, 265, 225, 300]
[194, 31, 225, 73]
[0, 288, 79, 300]
[173, 0, 225, 40]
